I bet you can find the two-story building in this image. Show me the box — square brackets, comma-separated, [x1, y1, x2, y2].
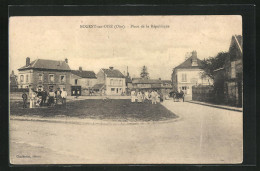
[94, 67, 126, 95]
[172, 51, 212, 100]
[70, 67, 97, 96]
[17, 57, 71, 94]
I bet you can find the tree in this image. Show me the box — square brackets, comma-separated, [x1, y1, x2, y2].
[200, 52, 228, 80]
[140, 65, 149, 79]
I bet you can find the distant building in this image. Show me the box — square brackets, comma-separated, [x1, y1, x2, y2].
[10, 70, 18, 90]
[131, 78, 172, 95]
[94, 67, 126, 95]
[70, 67, 97, 96]
[172, 51, 212, 100]
[17, 57, 71, 94]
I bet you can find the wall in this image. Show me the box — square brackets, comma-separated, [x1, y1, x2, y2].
[192, 85, 215, 103]
[96, 70, 106, 84]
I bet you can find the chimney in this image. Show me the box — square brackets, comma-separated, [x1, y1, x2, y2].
[65, 58, 68, 63]
[79, 66, 82, 71]
[191, 51, 197, 58]
[26, 57, 30, 66]
[109, 66, 114, 70]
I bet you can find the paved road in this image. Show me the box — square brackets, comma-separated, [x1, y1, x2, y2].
[9, 101, 243, 164]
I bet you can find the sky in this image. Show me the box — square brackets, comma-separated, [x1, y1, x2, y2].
[9, 16, 242, 80]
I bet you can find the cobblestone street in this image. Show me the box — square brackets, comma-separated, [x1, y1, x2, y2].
[10, 100, 243, 164]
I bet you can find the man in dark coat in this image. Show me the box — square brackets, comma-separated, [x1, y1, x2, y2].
[22, 91, 28, 108]
[42, 89, 47, 106]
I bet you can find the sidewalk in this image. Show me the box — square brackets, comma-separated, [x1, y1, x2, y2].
[187, 100, 243, 112]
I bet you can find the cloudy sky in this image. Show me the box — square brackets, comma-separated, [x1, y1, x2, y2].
[9, 16, 242, 80]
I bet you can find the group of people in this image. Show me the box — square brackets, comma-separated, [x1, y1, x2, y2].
[22, 88, 68, 108]
[130, 90, 163, 104]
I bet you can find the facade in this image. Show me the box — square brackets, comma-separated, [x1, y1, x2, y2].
[172, 51, 212, 100]
[17, 57, 71, 94]
[70, 67, 97, 96]
[131, 78, 172, 96]
[95, 67, 126, 95]
[222, 35, 243, 106]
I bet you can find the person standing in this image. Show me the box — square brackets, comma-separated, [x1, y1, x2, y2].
[22, 91, 28, 108]
[48, 89, 55, 106]
[42, 89, 47, 106]
[137, 92, 143, 103]
[61, 88, 68, 104]
[180, 90, 185, 102]
[131, 90, 136, 103]
[151, 90, 157, 104]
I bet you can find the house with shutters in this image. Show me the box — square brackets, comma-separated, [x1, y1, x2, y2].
[171, 51, 213, 100]
[94, 67, 126, 95]
[213, 35, 243, 106]
[17, 57, 71, 94]
[70, 67, 97, 96]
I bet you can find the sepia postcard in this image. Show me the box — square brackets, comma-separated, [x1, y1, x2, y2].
[9, 15, 243, 164]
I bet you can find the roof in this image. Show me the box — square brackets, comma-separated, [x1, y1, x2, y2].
[102, 68, 125, 78]
[231, 35, 243, 53]
[93, 84, 105, 90]
[161, 80, 172, 84]
[174, 55, 202, 70]
[71, 70, 96, 79]
[132, 78, 162, 84]
[18, 59, 71, 71]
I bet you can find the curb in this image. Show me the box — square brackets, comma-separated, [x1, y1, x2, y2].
[10, 115, 180, 126]
[187, 101, 243, 112]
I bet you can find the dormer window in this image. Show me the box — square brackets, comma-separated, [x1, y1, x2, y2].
[191, 59, 198, 66]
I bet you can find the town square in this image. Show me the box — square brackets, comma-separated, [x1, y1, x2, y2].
[9, 16, 243, 164]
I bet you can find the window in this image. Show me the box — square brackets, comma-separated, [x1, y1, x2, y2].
[39, 74, 43, 81]
[231, 61, 236, 78]
[111, 88, 115, 91]
[26, 75, 29, 83]
[49, 74, 54, 82]
[20, 75, 24, 82]
[114, 79, 118, 85]
[75, 79, 78, 85]
[60, 75, 66, 83]
[182, 73, 187, 82]
[191, 59, 198, 66]
[86, 80, 90, 86]
[119, 80, 122, 85]
[110, 79, 113, 85]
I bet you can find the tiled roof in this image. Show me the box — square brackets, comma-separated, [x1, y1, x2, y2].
[102, 68, 125, 78]
[132, 78, 162, 84]
[18, 59, 71, 71]
[71, 70, 96, 79]
[93, 84, 105, 90]
[175, 56, 202, 69]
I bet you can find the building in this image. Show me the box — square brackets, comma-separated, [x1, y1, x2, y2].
[94, 67, 126, 95]
[70, 67, 97, 96]
[172, 51, 212, 100]
[10, 70, 18, 90]
[131, 78, 172, 96]
[224, 35, 243, 107]
[17, 57, 71, 94]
